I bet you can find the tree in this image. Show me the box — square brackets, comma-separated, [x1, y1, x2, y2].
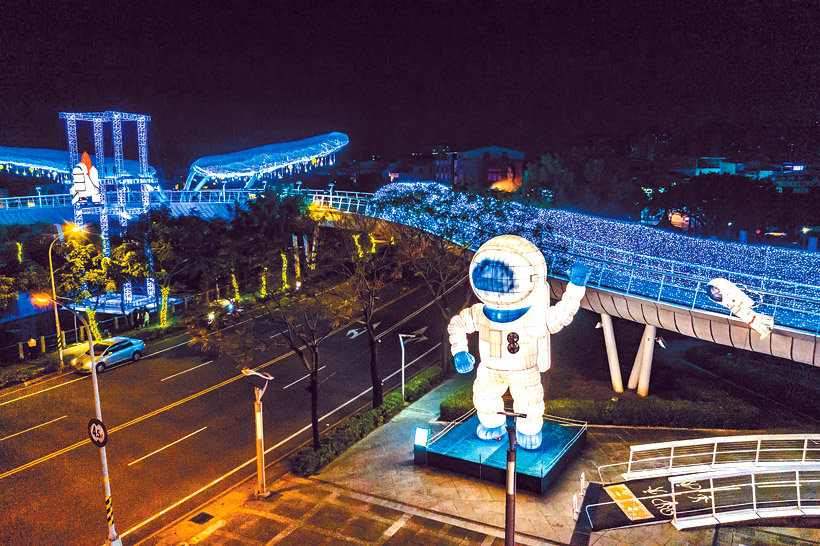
[653, 174, 779, 237]
[227, 189, 313, 295]
[131, 209, 214, 326]
[189, 254, 352, 449]
[58, 238, 115, 339]
[330, 215, 404, 408]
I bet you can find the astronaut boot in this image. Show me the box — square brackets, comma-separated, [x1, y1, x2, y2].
[476, 423, 506, 441]
[515, 430, 543, 450]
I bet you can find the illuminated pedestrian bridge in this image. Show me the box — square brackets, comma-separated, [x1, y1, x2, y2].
[0, 180, 818, 379]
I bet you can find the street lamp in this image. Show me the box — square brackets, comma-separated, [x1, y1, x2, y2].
[398, 333, 419, 400]
[241, 367, 274, 498]
[32, 294, 122, 546]
[499, 410, 527, 546]
[47, 223, 83, 371]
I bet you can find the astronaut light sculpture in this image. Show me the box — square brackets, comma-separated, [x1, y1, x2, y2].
[448, 235, 590, 450]
[707, 278, 774, 339]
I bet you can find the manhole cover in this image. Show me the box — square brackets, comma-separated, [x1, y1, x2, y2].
[190, 512, 213, 524]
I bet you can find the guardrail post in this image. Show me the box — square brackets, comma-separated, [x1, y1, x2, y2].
[691, 281, 701, 310]
[18, 342, 24, 361]
[40, 336, 46, 354]
[797, 470, 802, 510]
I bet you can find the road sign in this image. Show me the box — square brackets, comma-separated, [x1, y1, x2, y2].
[88, 418, 108, 448]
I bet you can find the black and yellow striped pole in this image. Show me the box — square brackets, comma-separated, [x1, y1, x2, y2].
[105, 495, 114, 527]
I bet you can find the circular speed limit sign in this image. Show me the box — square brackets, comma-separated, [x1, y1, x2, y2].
[88, 418, 108, 448]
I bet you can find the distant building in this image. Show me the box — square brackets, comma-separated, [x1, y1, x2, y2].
[433, 146, 525, 191]
[385, 157, 437, 183]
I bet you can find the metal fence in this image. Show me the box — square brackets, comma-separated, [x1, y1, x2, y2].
[597, 435, 820, 484]
[545, 237, 820, 335]
[670, 465, 820, 529]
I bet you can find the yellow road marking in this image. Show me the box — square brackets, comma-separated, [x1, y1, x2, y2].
[604, 484, 654, 521]
[0, 287, 421, 482]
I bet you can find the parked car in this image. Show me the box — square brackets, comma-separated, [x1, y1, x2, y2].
[72, 337, 145, 374]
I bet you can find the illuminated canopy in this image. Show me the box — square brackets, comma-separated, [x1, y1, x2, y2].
[0, 146, 156, 181]
[185, 132, 349, 190]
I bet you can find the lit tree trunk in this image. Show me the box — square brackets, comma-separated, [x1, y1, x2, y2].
[86, 309, 102, 340]
[160, 285, 171, 327]
[231, 271, 240, 300]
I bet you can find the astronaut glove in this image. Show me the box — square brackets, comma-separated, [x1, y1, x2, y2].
[568, 264, 592, 287]
[454, 351, 475, 374]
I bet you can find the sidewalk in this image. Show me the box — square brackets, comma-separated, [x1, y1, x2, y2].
[140, 374, 820, 546]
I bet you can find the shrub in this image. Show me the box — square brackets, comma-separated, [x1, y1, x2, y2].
[685, 345, 820, 419]
[440, 382, 473, 421]
[288, 365, 447, 476]
[438, 376, 761, 430]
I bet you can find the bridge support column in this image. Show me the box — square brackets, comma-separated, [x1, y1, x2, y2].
[627, 325, 657, 397]
[599, 313, 623, 393]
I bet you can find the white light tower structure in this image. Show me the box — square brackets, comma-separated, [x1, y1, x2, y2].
[59, 111, 158, 306]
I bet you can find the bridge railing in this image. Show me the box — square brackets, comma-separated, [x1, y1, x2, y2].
[669, 464, 820, 529]
[544, 237, 820, 335]
[0, 194, 74, 209]
[596, 434, 820, 484]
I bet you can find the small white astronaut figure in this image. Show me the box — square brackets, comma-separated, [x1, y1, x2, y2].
[448, 235, 590, 450]
[71, 151, 101, 205]
[707, 278, 774, 339]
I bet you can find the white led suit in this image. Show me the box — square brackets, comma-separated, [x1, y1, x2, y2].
[71, 151, 101, 205]
[448, 235, 586, 441]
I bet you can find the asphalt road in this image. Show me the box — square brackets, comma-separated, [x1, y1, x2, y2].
[0, 285, 450, 546]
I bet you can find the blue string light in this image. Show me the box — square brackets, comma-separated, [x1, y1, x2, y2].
[370, 182, 820, 333]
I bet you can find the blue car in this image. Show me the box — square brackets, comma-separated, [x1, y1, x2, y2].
[72, 336, 145, 374]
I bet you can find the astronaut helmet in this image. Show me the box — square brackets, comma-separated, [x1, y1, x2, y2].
[469, 235, 547, 309]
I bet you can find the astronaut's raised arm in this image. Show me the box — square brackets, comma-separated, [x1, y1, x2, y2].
[448, 304, 481, 355]
[545, 282, 585, 334]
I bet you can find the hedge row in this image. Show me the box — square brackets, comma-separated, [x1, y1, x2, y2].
[439, 378, 761, 430]
[685, 345, 820, 418]
[288, 364, 447, 477]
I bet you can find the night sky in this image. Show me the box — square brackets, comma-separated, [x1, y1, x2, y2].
[2, 1, 819, 166]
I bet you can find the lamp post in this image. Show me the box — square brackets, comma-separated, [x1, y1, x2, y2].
[499, 410, 527, 546]
[47, 223, 83, 371]
[33, 294, 122, 546]
[398, 333, 419, 400]
[241, 368, 274, 498]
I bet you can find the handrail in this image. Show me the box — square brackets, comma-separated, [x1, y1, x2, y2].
[597, 434, 820, 483]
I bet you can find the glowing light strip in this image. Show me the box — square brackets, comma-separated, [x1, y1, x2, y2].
[188, 132, 349, 179]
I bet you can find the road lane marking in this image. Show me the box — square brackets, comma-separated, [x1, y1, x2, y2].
[127, 427, 208, 466]
[282, 366, 326, 389]
[0, 415, 67, 442]
[0, 288, 429, 481]
[0, 375, 88, 407]
[160, 361, 214, 382]
[0, 352, 288, 481]
[124, 359, 439, 542]
[0, 371, 75, 397]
